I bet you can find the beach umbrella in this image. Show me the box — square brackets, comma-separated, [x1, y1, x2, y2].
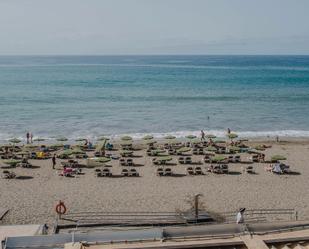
[33, 138, 45, 142]
[71, 148, 85, 154]
[211, 155, 226, 162]
[120, 140, 132, 146]
[24, 144, 38, 149]
[144, 139, 157, 145]
[227, 133, 238, 139]
[49, 143, 64, 149]
[205, 146, 217, 152]
[214, 139, 226, 144]
[97, 136, 110, 141]
[143, 135, 154, 140]
[155, 156, 172, 162]
[176, 147, 191, 153]
[186, 135, 197, 139]
[248, 149, 263, 154]
[167, 139, 180, 145]
[254, 145, 266, 151]
[16, 151, 30, 156]
[191, 138, 201, 144]
[56, 137, 68, 142]
[75, 138, 87, 142]
[164, 135, 176, 140]
[93, 157, 111, 163]
[271, 155, 287, 162]
[121, 136, 133, 141]
[59, 149, 73, 156]
[206, 134, 216, 139]
[9, 138, 21, 144]
[2, 159, 21, 167]
[229, 146, 241, 152]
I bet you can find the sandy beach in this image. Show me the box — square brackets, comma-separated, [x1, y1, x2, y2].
[1, 138, 309, 227]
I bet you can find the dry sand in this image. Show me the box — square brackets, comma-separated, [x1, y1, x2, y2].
[1, 139, 309, 226]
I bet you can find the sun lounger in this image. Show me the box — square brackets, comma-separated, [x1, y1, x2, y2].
[102, 168, 112, 177]
[95, 169, 102, 177]
[119, 158, 126, 166]
[204, 155, 211, 163]
[152, 158, 159, 165]
[187, 167, 194, 175]
[246, 166, 254, 174]
[195, 166, 203, 175]
[164, 168, 172, 176]
[2, 170, 16, 179]
[221, 164, 229, 174]
[129, 168, 139, 177]
[185, 156, 192, 164]
[192, 148, 198, 155]
[234, 155, 241, 163]
[178, 157, 185, 164]
[127, 158, 133, 166]
[121, 168, 129, 176]
[157, 168, 164, 176]
[168, 149, 176, 155]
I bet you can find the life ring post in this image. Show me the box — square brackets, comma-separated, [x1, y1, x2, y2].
[55, 200, 67, 219]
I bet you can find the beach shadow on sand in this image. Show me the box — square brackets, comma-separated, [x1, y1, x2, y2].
[228, 171, 242, 175]
[287, 171, 301, 176]
[16, 176, 33, 180]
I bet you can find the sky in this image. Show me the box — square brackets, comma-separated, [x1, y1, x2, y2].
[0, 0, 309, 55]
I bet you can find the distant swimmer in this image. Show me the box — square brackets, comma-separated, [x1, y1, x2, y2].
[26, 132, 30, 144]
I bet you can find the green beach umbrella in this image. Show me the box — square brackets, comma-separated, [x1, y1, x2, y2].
[9, 138, 21, 144]
[33, 138, 45, 142]
[143, 135, 154, 140]
[186, 135, 197, 139]
[155, 156, 172, 162]
[206, 146, 218, 152]
[144, 139, 157, 145]
[271, 155, 287, 162]
[24, 144, 38, 149]
[71, 148, 85, 154]
[254, 145, 266, 151]
[94, 157, 111, 163]
[176, 147, 191, 153]
[3, 159, 21, 166]
[167, 139, 179, 145]
[214, 139, 226, 144]
[191, 138, 202, 144]
[227, 133, 238, 139]
[229, 146, 241, 152]
[49, 143, 64, 149]
[206, 134, 216, 139]
[248, 149, 263, 154]
[97, 136, 110, 141]
[120, 140, 133, 146]
[164, 135, 176, 140]
[121, 136, 133, 141]
[211, 155, 226, 162]
[16, 151, 30, 156]
[61, 149, 73, 155]
[56, 137, 68, 142]
[75, 138, 87, 142]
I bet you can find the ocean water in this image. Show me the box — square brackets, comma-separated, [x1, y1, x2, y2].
[0, 55, 309, 141]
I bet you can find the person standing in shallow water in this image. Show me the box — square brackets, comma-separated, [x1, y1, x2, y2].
[52, 154, 56, 169]
[200, 130, 205, 141]
[26, 132, 30, 144]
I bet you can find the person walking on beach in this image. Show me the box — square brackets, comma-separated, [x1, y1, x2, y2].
[52, 154, 56, 169]
[236, 208, 246, 224]
[200, 130, 205, 141]
[26, 132, 30, 144]
[227, 128, 231, 134]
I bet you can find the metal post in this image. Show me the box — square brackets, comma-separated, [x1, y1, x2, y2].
[194, 194, 202, 220]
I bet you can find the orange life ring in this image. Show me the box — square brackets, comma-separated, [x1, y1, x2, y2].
[55, 201, 67, 215]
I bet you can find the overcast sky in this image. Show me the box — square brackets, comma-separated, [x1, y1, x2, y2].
[0, 0, 309, 55]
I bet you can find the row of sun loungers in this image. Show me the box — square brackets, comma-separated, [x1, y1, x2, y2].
[119, 158, 134, 166]
[95, 168, 139, 177]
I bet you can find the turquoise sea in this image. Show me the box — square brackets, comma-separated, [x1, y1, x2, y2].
[0, 55, 309, 141]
